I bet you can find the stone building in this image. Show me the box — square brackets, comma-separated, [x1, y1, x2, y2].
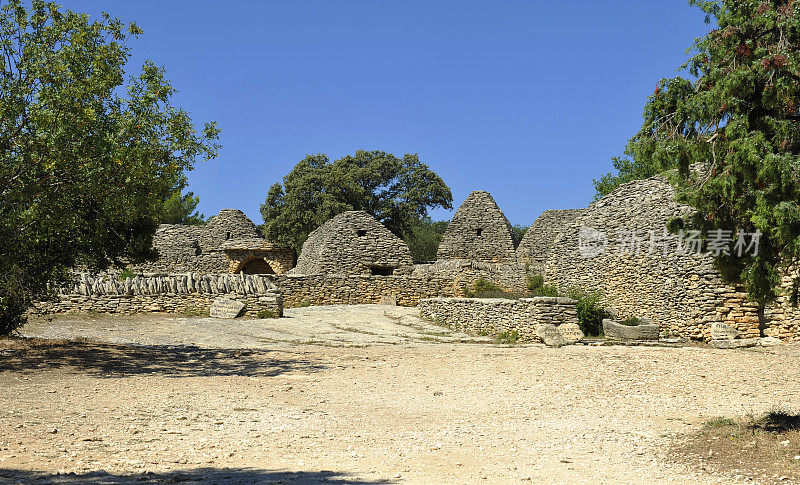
[291, 210, 414, 276]
[437, 191, 516, 263]
[516, 209, 585, 269]
[130, 209, 294, 275]
[541, 176, 799, 341]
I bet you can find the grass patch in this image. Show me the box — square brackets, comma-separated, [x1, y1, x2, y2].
[181, 306, 208, 317]
[620, 316, 642, 326]
[673, 409, 800, 482]
[256, 309, 279, 319]
[704, 416, 737, 428]
[493, 330, 519, 345]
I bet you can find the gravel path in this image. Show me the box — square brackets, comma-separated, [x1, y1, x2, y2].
[1, 305, 798, 484]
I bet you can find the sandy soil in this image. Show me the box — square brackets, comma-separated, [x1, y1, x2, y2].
[1, 305, 798, 484]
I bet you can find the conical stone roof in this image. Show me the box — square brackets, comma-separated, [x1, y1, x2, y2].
[437, 191, 516, 263]
[292, 210, 414, 275]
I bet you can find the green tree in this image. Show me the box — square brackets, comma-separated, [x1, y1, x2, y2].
[595, 0, 800, 327]
[404, 218, 449, 262]
[511, 223, 528, 248]
[0, 1, 220, 334]
[261, 150, 453, 253]
[159, 177, 205, 225]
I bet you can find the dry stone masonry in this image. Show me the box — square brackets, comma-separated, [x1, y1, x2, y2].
[438, 191, 516, 263]
[541, 176, 799, 342]
[516, 209, 586, 270]
[32, 272, 283, 318]
[131, 209, 294, 275]
[418, 296, 579, 342]
[291, 211, 414, 276]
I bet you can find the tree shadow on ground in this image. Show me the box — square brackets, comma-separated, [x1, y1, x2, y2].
[0, 339, 326, 378]
[0, 467, 393, 484]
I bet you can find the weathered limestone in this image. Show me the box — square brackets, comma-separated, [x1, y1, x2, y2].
[291, 211, 414, 276]
[602, 319, 660, 341]
[418, 296, 579, 342]
[130, 209, 293, 275]
[516, 209, 585, 270]
[438, 191, 516, 263]
[209, 298, 245, 318]
[541, 176, 800, 342]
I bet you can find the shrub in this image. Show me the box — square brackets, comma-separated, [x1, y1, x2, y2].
[620, 316, 642, 326]
[119, 269, 136, 281]
[257, 309, 278, 319]
[494, 330, 519, 344]
[465, 278, 525, 299]
[526, 274, 559, 297]
[566, 288, 608, 337]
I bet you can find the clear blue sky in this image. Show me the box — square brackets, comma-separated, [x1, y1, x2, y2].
[61, 1, 709, 227]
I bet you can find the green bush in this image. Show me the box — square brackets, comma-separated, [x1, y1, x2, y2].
[565, 288, 608, 337]
[620, 316, 642, 326]
[119, 269, 136, 281]
[494, 330, 519, 344]
[526, 274, 559, 297]
[257, 309, 279, 319]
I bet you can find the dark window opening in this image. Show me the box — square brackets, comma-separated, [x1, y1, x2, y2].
[476, 228, 483, 236]
[225, 231, 231, 240]
[370, 266, 395, 276]
[357, 229, 367, 237]
[194, 244, 202, 256]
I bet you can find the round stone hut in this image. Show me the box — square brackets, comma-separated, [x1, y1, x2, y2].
[291, 210, 414, 276]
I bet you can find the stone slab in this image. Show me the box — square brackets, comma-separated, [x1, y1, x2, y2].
[710, 322, 739, 341]
[710, 338, 758, 349]
[379, 295, 397, 306]
[602, 319, 660, 341]
[209, 298, 245, 319]
[558, 323, 584, 344]
[536, 324, 567, 347]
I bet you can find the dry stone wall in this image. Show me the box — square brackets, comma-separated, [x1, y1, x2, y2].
[541, 176, 799, 341]
[291, 211, 414, 276]
[516, 209, 586, 270]
[32, 272, 474, 317]
[438, 191, 516, 263]
[418, 296, 579, 342]
[32, 272, 283, 317]
[412, 259, 530, 293]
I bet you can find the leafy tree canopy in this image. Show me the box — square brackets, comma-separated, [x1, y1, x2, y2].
[595, 0, 800, 309]
[260, 150, 453, 258]
[0, 0, 219, 333]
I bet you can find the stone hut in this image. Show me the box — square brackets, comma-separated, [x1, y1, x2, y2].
[437, 191, 516, 263]
[130, 209, 294, 275]
[291, 211, 414, 276]
[516, 209, 586, 269]
[541, 176, 799, 341]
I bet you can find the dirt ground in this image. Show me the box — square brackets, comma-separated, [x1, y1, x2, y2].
[1, 305, 799, 484]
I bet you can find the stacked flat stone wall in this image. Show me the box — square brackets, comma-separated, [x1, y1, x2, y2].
[418, 297, 579, 342]
[516, 209, 586, 270]
[542, 176, 799, 342]
[32, 273, 475, 316]
[272, 274, 464, 307]
[412, 260, 530, 294]
[32, 273, 283, 318]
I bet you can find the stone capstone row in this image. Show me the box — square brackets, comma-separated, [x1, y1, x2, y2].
[69, 272, 278, 297]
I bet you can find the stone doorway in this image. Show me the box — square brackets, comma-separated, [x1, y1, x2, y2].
[235, 257, 275, 275]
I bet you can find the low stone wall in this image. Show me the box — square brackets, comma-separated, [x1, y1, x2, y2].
[412, 260, 530, 294]
[270, 274, 464, 307]
[31, 273, 283, 318]
[418, 297, 579, 342]
[31, 273, 472, 317]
